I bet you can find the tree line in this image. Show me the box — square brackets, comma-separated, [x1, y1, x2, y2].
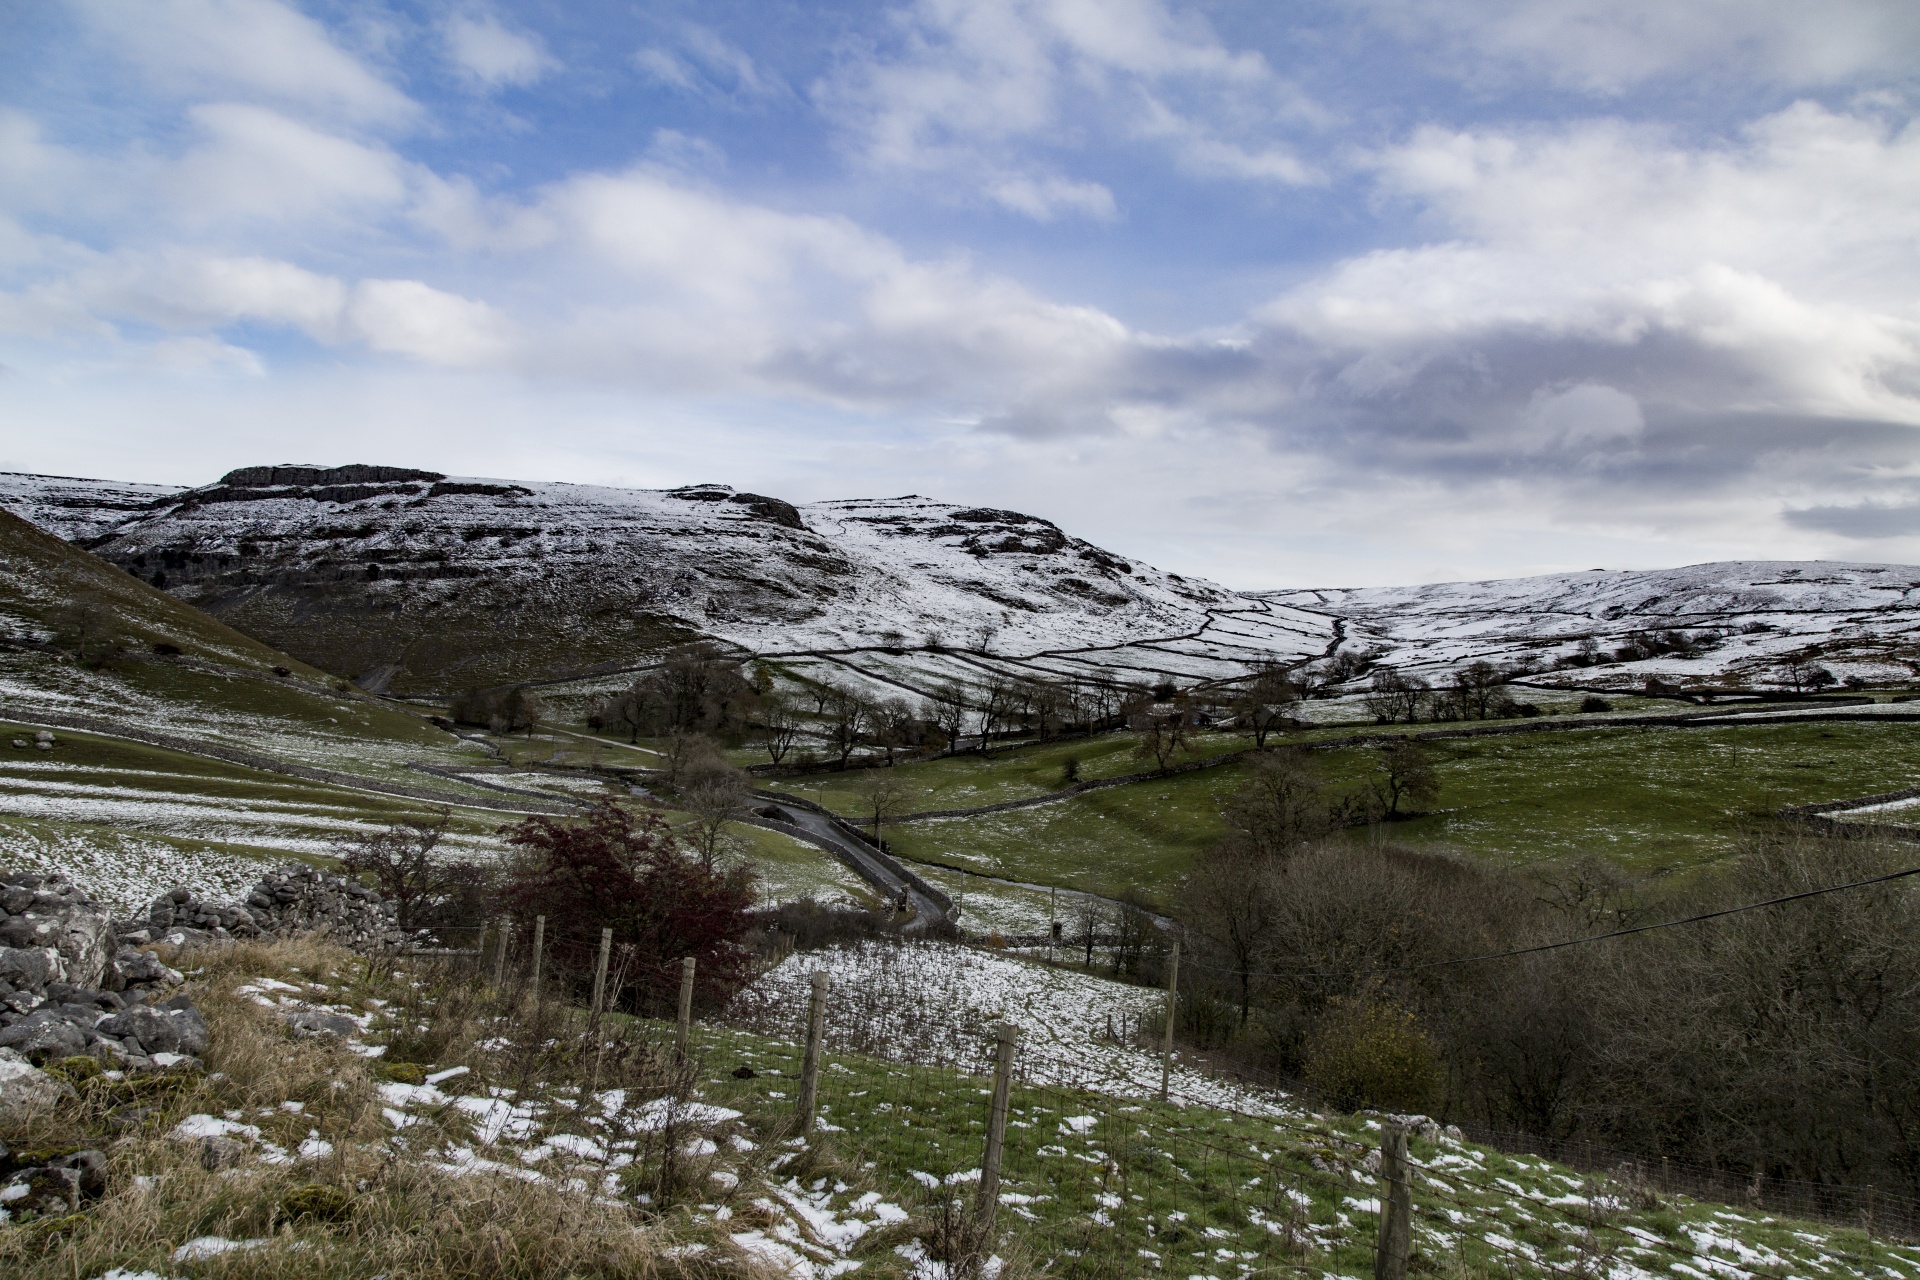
[1171, 747, 1920, 1199]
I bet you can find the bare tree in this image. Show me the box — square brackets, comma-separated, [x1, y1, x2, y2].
[1182, 841, 1283, 1026]
[1363, 668, 1429, 724]
[1778, 657, 1836, 693]
[925, 684, 972, 754]
[1069, 894, 1109, 967]
[336, 810, 454, 935]
[1371, 740, 1439, 818]
[1235, 662, 1301, 747]
[976, 675, 1017, 752]
[1223, 749, 1329, 855]
[756, 695, 803, 766]
[48, 601, 121, 668]
[854, 768, 912, 850]
[820, 684, 867, 770]
[1128, 691, 1195, 772]
[682, 762, 752, 869]
[1449, 661, 1511, 720]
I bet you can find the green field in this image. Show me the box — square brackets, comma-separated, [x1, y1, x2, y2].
[675, 1022, 1898, 1280]
[785, 721, 1920, 903]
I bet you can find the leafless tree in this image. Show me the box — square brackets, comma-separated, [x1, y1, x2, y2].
[1235, 662, 1301, 746]
[1363, 668, 1429, 724]
[820, 684, 868, 770]
[854, 768, 912, 850]
[682, 762, 752, 870]
[756, 695, 803, 766]
[1449, 660, 1511, 720]
[1128, 691, 1195, 772]
[1069, 894, 1109, 967]
[1371, 740, 1439, 817]
[1223, 749, 1330, 854]
[336, 809, 459, 934]
[1183, 841, 1284, 1026]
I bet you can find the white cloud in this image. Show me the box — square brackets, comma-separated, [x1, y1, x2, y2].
[167, 104, 411, 225]
[820, 0, 1319, 217]
[1358, 0, 1920, 93]
[983, 174, 1117, 220]
[634, 24, 783, 100]
[342, 278, 511, 364]
[444, 13, 557, 90]
[71, 0, 415, 124]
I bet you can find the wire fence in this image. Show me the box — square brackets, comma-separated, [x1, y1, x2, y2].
[398, 919, 1920, 1278]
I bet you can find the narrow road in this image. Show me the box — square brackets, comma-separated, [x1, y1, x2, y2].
[746, 802, 949, 931]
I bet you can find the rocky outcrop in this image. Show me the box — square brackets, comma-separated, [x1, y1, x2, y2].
[0, 861, 398, 1075]
[0, 871, 113, 989]
[120, 862, 402, 953]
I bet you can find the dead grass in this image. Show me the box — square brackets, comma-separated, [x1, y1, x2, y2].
[0, 937, 780, 1279]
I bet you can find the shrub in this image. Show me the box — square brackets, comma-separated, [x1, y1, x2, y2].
[499, 803, 756, 1016]
[1579, 695, 1611, 713]
[1303, 997, 1439, 1112]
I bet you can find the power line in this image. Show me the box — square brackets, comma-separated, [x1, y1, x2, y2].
[1179, 862, 1920, 981]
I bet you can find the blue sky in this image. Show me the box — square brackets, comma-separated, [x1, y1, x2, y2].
[2, 1, 1918, 587]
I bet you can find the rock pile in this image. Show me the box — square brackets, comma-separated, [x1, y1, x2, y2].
[0, 870, 114, 989]
[0, 860, 400, 1086]
[0, 873, 199, 1076]
[121, 862, 402, 953]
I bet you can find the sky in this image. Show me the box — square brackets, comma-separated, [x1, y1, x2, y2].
[2, 0, 1918, 589]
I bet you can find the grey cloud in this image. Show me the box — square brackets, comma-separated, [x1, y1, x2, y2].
[1785, 501, 1920, 539]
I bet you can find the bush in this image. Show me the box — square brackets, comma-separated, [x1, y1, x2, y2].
[1303, 997, 1439, 1112]
[1579, 695, 1611, 713]
[750, 897, 893, 953]
[499, 803, 756, 1016]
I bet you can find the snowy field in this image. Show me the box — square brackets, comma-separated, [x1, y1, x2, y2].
[727, 939, 1296, 1117]
[0, 818, 265, 915]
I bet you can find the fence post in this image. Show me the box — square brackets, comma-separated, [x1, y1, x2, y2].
[675, 955, 697, 1059]
[1159, 935, 1180, 1102]
[797, 971, 830, 1132]
[591, 927, 613, 1017]
[490, 917, 509, 988]
[977, 1022, 1019, 1228]
[1373, 1123, 1411, 1280]
[530, 914, 546, 993]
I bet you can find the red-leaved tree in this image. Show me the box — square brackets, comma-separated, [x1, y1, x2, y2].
[499, 803, 756, 1015]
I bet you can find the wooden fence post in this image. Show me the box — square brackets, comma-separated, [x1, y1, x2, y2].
[1374, 1122, 1412, 1280]
[591, 927, 613, 1017]
[1159, 935, 1180, 1102]
[675, 955, 696, 1059]
[797, 971, 830, 1132]
[530, 914, 546, 994]
[490, 917, 509, 988]
[976, 1022, 1019, 1227]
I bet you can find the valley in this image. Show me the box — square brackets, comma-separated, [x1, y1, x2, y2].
[4, 463, 1920, 1273]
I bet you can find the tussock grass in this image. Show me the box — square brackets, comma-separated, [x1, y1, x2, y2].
[0, 937, 777, 1280]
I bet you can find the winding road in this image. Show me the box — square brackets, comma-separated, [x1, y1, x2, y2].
[743, 798, 952, 931]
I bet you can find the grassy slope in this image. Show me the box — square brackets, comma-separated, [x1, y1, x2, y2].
[686, 1021, 1904, 1280]
[0, 512, 541, 906]
[775, 721, 1920, 902]
[39, 934, 1872, 1280]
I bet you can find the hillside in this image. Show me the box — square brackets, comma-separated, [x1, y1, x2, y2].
[1271, 561, 1920, 690]
[0, 465, 1334, 696]
[0, 506, 542, 902]
[7, 467, 1920, 703]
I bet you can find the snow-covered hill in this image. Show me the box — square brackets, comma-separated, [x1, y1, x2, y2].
[0, 466, 1331, 695]
[1269, 562, 1920, 689]
[5, 465, 1915, 697]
